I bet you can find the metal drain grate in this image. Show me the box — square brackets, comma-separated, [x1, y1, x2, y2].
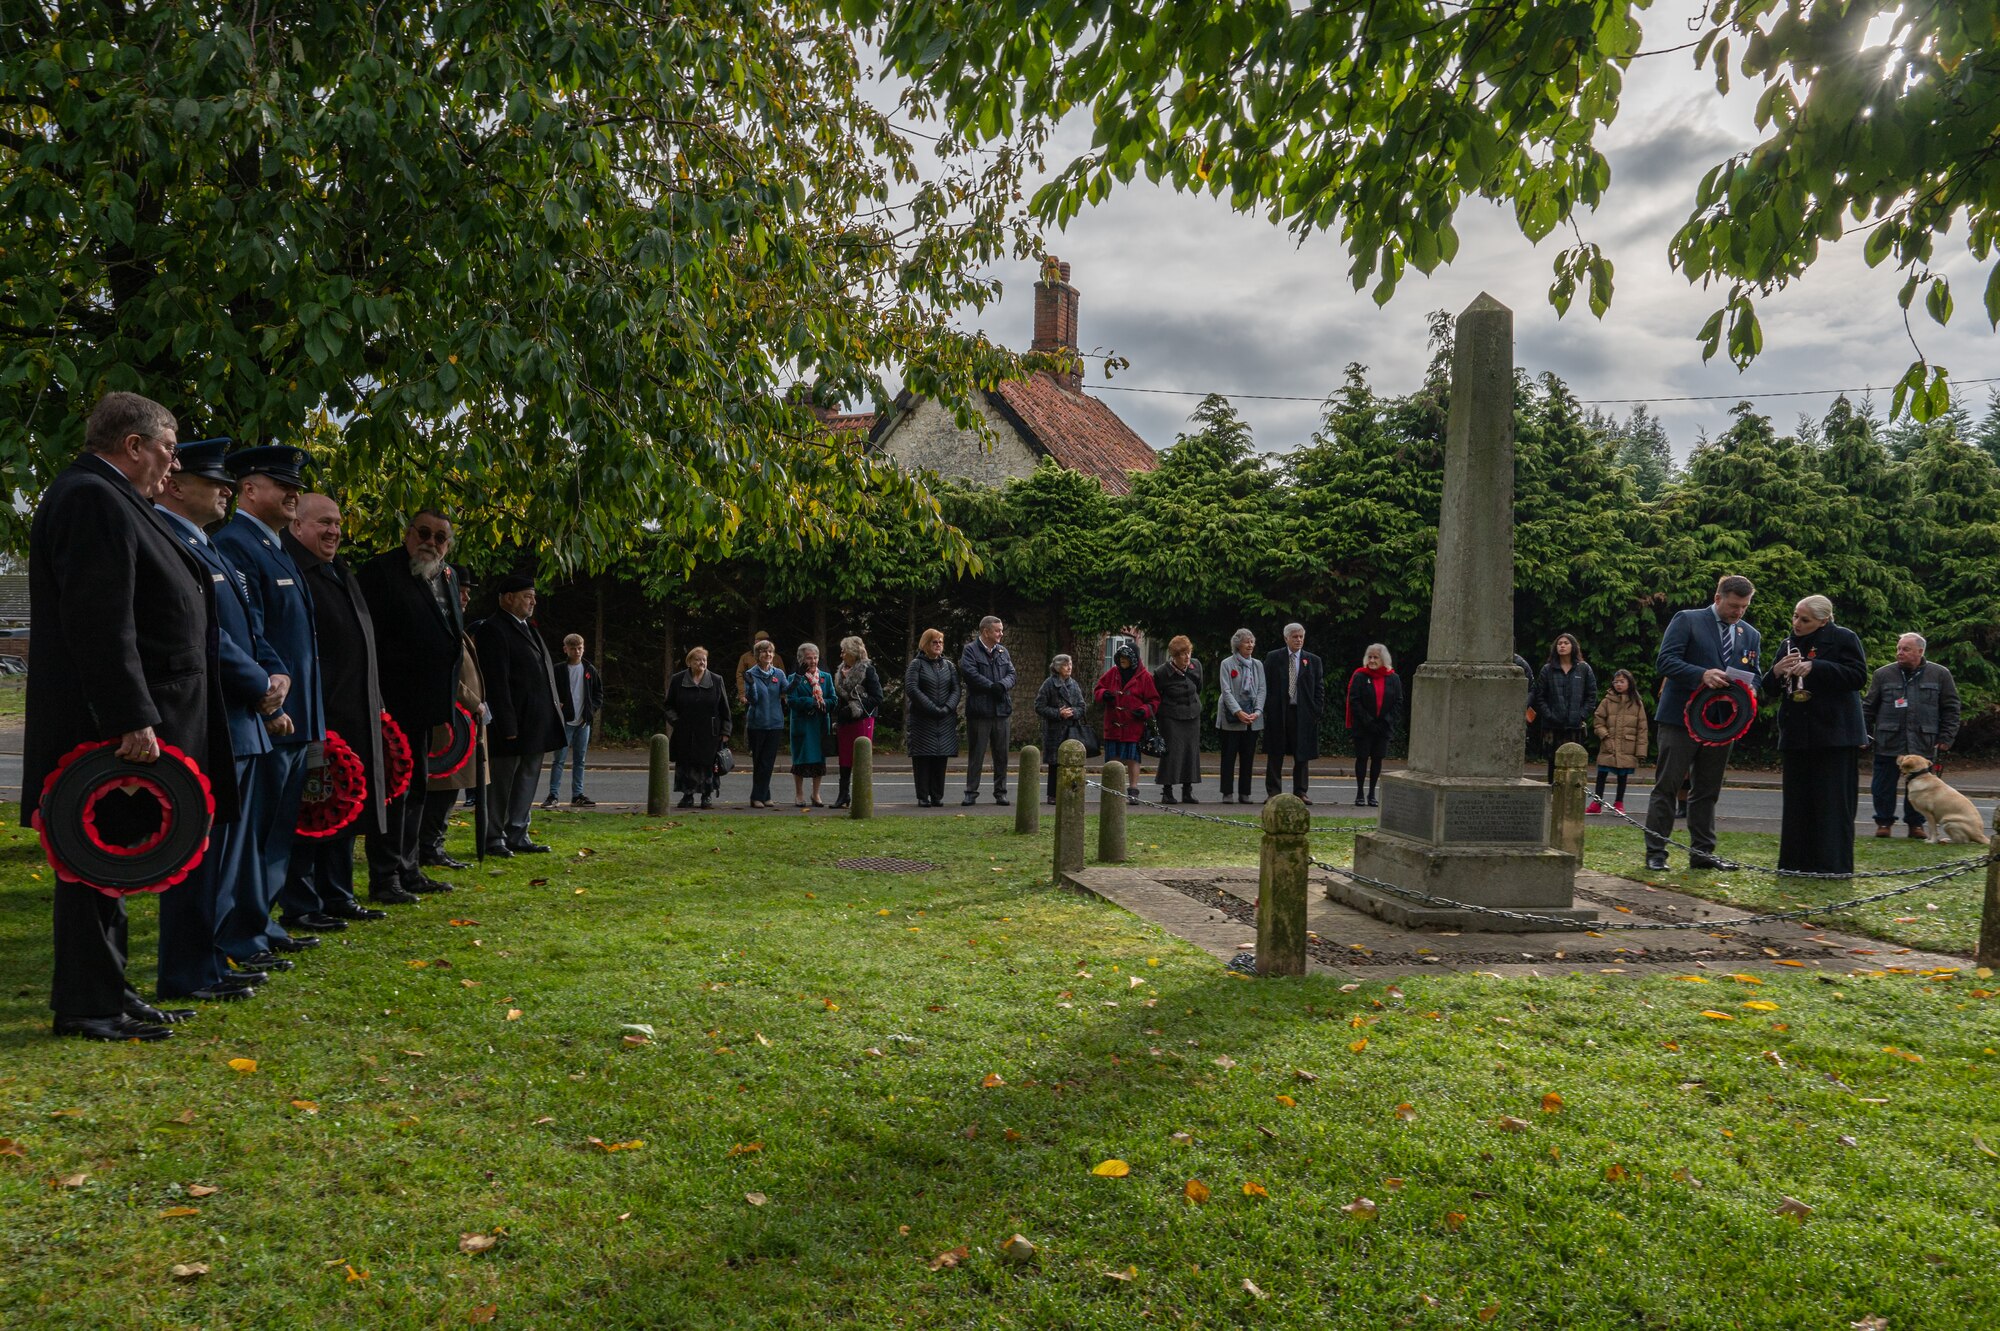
[834, 856, 941, 873]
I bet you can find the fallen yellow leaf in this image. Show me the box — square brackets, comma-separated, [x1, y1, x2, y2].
[1349, 1038, 1369, 1053]
[727, 1142, 763, 1157]
[289, 1099, 319, 1114]
[1242, 1180, 1269, 1198]
[1394, 1102, 1417, 1122]
[1540, 1092, 1564, 1114]
[1443, 1210, 1467, 1232]
[980, 1073, 1005, 1089]
[1742, 1000, 1780, 1012]
[1183, 1179, 1210, 1204]
[227, 1058, 258, 1074]
[1274, 1094, 1296, 1108]
[1092, 1159, 1131, 1177]
[1700, 1010, 1736, 1021]
[157, 1206, 201, 1218]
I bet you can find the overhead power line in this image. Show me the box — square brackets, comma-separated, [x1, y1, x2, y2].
[1086, 375, 2000, 409]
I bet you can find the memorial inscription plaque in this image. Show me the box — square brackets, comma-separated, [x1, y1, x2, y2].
[1441, 789, 1545, 843]
[1377, 783, 1435, 840]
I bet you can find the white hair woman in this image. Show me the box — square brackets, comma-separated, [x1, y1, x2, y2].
[830, 636, 883, 809]
[1344, 643, 1402, 807]
[1215, 629, 1264, 804]
[1772, 595, 1869, 872]
[785, 643, 835, 808]
[1033, 653, 1087, 804]
[665, 647, 731, 809]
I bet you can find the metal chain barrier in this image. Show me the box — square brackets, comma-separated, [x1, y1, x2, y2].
[1306, 852, 1992, 933]
[1085, 779, 1362, 834]
[1594, 799, 1990, 880]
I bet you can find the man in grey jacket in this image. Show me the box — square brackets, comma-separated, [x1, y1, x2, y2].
[959, 616, 1016, 806]
[1215, 628, 1265, 804]
[1864, 632, 1961, 838]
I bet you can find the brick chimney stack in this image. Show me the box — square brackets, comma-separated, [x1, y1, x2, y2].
[1031, 256, 1082, 391]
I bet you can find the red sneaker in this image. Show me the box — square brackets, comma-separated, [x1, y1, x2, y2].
[1586, 799, 1603, 814]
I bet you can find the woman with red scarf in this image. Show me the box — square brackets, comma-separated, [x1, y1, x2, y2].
[1344, 643, 1403, 807]
[1093, 643, 1160, 806]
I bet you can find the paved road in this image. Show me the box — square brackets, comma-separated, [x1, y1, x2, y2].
[2, 753, 1982, 837]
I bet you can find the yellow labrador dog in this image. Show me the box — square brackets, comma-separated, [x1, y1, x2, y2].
[1896, 754, 1990, 845]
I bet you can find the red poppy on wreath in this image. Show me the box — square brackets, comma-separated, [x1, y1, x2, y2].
[33, 740, 216, 897]
[296, 732, 368, 837]
[381, 710, 414, 800]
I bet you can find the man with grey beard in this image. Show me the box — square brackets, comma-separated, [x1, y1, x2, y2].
[355, 510, 465, 904]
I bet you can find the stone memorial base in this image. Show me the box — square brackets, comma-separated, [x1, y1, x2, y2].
[1340, 771, 1596, 932]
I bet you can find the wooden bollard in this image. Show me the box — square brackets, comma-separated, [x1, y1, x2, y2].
[1550, 741, 1588, 861]
[1098, 759, 1128, 864]
[1979, 806, 2000, 968]
[1014, 745, 1040, 834]
[1052, 738, 1086, 883]
[646, 733, 671, 816]
[1257, 794, 1310, 977]
[849, 736, 874, 820]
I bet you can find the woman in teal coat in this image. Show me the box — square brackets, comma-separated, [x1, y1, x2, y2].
[784, 642, 837, 808]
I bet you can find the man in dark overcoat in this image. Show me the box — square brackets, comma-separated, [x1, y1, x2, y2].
[474, 572, 563, 854]
[283, 492, 392, 924]
[23, 392, 240, 1040]
[151, 438, 280, 1004]
[355, 510, 464, 902]
[1263, 622, 1326, 801]
[213, 445, 328, 964]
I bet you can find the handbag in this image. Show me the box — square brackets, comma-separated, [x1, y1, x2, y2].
[1064, 718, 1101, 758]
[714, 745, 736, 776]
[1141, 720, 1167, 758]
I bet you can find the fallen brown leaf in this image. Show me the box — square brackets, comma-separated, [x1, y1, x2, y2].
[1341, 1197, 1378, 1219]
[467, 1306, 499, 1325]
[1443, 1211, 1467, 1232]
[745, 1192, 767, 1206]
[1774, 1195, 1814, 1222]
[53, 1172, 87, 1189]
[157, 1206, 200, 1218]
[928, 1245, 970, 1271]
[1395, 1102, 1418, 1122]
[1242, 1279, 1267, 1300]
[459, 1232, 498, 1254]
[186, 1184, 219, 1198]
[1541, 1092, 1564, 1114]
[1183, 1179, 1210, 1204]
[1000, 1234, 1037, 1264]
[726, 1142, 763, 1157]
[1497, 1115, 1530, 1133]
[170, 1262, 209, 1282]
[1241, 1180, 1269, 1198]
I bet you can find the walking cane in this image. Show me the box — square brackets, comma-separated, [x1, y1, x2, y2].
[472, 710, 487, 862]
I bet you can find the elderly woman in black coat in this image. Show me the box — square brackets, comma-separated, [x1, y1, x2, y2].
[1154, 635, 1204, 803]
[1769, 595, 1869, 874]
[1033, 653, 1088, 804]
[903, 628, 961, 808]
[665, 646, 732, 809]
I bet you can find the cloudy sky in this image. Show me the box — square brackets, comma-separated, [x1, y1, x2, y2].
[889, 0, 1999, 459]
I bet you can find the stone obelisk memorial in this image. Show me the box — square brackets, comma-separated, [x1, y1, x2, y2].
[1334, 293, 1594, 930]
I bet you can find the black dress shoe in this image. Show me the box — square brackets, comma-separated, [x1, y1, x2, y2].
[286, 912, 349, 932]
[1298, 795, 1314, 805]
[220, 969, 269, 987]
[1687, 853, 1726, 871]
[677, 794, 695, 809]
[233, 952, 295, 973]
[168, 984, 255, 1002]
[269, 934, 321, 953]
[421, 850, 472, 870]
[961, 793, 979, 806]
[992, 793, 1010, 806]
[126, 1000, 196, 1024]
[55, 1014, 171, 1042]
[406, 875, 454, 893]
[324, 902, 389, 922]
[506, 841, 552, 854]
[1645, 853, 1669, 872]
[370, 884, 422, 905]
[483, 844, 515, 859]
[1366, 795, 1379, 807]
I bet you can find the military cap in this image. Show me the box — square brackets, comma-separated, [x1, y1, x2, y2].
[223, 444, 312, 488]
[173, 437, 235, 484]
[493, 571, 536, 595]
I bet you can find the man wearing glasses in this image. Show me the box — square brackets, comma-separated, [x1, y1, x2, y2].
[356, 511, 465, 904]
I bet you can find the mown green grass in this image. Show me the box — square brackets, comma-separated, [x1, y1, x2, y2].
[1583, 823, 1989, 956]
[2, 808, 1997, 1330]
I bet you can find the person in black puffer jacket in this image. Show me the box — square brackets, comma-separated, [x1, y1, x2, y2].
[1529, 633, 1597, 784]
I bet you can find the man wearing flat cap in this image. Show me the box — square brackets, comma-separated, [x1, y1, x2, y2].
[475, 571, 563, 855]
[212, 444, 329, 970]
[24, 392, 240, 1040]
[356, 510, 466, 902]
[150, 438, 284, 1005]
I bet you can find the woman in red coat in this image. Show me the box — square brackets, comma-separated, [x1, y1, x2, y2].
[1093, 642, 1160, 806]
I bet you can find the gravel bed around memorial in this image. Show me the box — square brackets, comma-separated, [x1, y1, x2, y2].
[1154, 877, 1833, 969]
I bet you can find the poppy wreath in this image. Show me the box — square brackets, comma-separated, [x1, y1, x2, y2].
[1684, 680, 1758, 747]
[425, 702, 476, 782]
[381, 710, 414, 800]
[295, 731, 367, 838]
[33, 740, 215, 897]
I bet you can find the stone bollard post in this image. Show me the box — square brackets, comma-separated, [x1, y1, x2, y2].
[1098, 759, 1128, 864]
[647, 733, 671, 816]
[849, 736, 874, 820]
[1257, 795, 1311, 976]
[1014, 745, 1040, 834]
[1979, 807, 2000, 968]
[1052, 739, 1087, 883]
[1550, 741, 1588, 861]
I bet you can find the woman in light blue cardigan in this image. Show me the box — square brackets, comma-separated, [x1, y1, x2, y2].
[1215, 628, 1266, 804]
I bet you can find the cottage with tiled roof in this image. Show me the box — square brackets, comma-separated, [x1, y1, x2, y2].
[870, 258, 1158, 494]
